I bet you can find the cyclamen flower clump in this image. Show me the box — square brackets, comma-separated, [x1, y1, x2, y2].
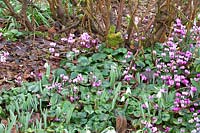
[72, 74, 84, 83]
[89, 74, 102, 87]
[92, 80, 101, 87]
[47, 82, 63, 93]
[123, 74, 132, 81]
[123, 52, 136, 82]
[61, 32, 99, 49]
[46, 74, 81, 103]
[143, 121, 158, 133]
[60, 74, 69, 82]
[172, 18, 187, 39]
[155, 19, 199, 112]
[189, 111, 200, 133]
[141, 120, 170, 133]
[153, 19, 200, 132]
[49, 42, 60, 57]
[125, 51, 133, 58]
[190, 24, 200, 47]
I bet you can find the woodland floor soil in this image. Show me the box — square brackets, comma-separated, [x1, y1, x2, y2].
[0, 37, 69, 89]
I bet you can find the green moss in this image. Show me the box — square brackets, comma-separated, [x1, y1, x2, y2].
[106, 25, 124, 49]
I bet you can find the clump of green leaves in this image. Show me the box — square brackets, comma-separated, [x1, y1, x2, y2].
[0, 19, 199, 132]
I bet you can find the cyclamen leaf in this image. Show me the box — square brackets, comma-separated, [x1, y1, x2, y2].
[84, 105, 94, 115]
[78, 56, 90, 66]
[135, 60, 145, 68]
[161, 113, 170, 121]
[62, 101, 75, 124]
[112, 48, 127, 55]
[53, 68, 67, 77]
[28, 83, 40, 92]
[91, 53, 107, 61]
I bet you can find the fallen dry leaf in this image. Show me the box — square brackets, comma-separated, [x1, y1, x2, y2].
[116, 115, 127, 133]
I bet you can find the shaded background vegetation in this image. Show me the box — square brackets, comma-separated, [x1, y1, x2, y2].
[0, 0, 199, 48]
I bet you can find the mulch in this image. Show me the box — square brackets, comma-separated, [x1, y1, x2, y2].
[0, 36, 68, 89]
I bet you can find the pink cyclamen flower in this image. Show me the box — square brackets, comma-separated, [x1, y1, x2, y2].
[54, 118, 61, 122]
[67, 33, 75, 44]
[174, 75, 181, 82]
[49, 42, 56, 47]
[156, 64, 162, 69]
[61, 37, 68, 41]
[152, 117, 157, 123]
[193, 113, 198, 117]
[154, 104, 159, 110]
[181, 79, 189, 85]
[77, 74, 84, 81]
[92, 39, 97, 44]
[184, 69, 190, 75]
[124, 74, 132, 81]
[176, 82, 180, 87]
[92, 80, 102, 87]
[72, 48, 80, 54]
[141, 103, 148, 109]
[190, 107, 195, 112]
[191, 86, 197, 92]
[176, 92, 181, 97]
[165, 127, 170, 132]
[0, 51, 9, 62]
[141, 36, 146, 40]
[68, 37, 75, 44]
[194, 78, 199, 82]
[169, 52, 175, 59]
[80, 32, 91, 42]
[60, 74, 69, 82]
[148, 95, 154, 100]
[172, 107, 181, 112]
[97, 90, 102, 95]
[140, 74, 147, 81]
[15, 76, 22, 84]
[168, 79, 174, 86]
[176, 18, 182, 25]
[151, 127, 158, 132]
[194, 103, 198, 106]
[54, 53, 60, 57]
[175, 98, 180, 104]
[125, 51, 133, 58]
[185, 51, 192, 58]
[184, 99, 190, 104]
[49, 48, 55, 53]
[70, 96, 74, 102]
[3, 51, 9, 56]
[0, 55, 6, 62]
[73, 74, 84, 83]
[180, 128, 185, 133]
